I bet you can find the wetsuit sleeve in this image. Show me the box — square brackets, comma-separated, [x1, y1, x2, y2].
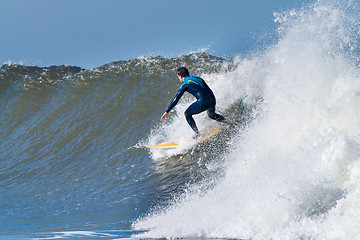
[165, 84, 187, 113]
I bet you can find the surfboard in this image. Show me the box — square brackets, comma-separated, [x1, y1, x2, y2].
[144, 128, 221, 149]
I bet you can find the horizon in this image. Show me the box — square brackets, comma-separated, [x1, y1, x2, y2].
[0, 0, 307, 68]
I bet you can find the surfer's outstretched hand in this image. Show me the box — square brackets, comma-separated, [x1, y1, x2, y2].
[161, 112, 169, 120]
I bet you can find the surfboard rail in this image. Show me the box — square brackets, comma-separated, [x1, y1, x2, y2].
[144, 142, 179, 149]
[144, 128, 221, 149]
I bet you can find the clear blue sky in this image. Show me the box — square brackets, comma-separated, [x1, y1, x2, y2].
[0, 0, 306, 68]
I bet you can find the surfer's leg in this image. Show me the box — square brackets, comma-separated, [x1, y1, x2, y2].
[184, 101, 204, 137]
[207, 107, 227, 123]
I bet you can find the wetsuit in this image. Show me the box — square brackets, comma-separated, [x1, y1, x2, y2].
[165, 76, 226, 136]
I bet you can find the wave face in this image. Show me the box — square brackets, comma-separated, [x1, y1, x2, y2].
[0, 53, 233, 238]
[134, 0, 360, 239]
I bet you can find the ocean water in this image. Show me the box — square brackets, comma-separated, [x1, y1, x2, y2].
[2, 0, 360, 239]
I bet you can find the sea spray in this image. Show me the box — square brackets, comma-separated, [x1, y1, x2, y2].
[134, 0, 360, 239]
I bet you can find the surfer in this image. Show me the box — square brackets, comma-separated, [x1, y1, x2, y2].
[161, 67, 227, 139]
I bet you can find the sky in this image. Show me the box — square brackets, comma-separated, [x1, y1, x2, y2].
[0, 0, 306, 68]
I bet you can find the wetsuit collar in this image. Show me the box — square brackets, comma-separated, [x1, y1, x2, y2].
[180, 76, 205, 88]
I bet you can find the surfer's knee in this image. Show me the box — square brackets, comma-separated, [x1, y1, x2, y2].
[184, 109, 191, 119]
[184, 110, 195, 126]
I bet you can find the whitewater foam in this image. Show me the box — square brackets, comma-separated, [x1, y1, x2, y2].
[135, 0, 360, 239]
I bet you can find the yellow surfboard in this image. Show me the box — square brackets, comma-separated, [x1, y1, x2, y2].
[144, 128, 221, 149]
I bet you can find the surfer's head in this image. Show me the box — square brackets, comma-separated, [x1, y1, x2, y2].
[177, 67, 189, 83]
[177, 67, 190, 78]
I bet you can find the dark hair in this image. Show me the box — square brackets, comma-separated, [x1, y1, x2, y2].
[177, 67, 190, 77]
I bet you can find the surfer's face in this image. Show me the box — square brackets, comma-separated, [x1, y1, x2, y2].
[177, 74, 184, 83]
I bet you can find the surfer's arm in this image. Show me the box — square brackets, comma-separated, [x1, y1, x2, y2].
[165, 84, 186, 113]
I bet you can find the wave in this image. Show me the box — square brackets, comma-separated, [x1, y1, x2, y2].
[0, 52, 239, 237]
[133, 0, 360, 239]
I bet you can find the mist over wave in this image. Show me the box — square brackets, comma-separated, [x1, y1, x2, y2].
[134, 0, 360, 239]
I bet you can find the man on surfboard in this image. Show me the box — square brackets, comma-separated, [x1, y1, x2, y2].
[161, 67, 227, 139]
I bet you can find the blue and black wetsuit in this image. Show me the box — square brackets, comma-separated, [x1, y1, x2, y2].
[165, 76, 226, 136]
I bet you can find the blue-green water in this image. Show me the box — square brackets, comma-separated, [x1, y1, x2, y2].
[0, 53, 238, 239]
